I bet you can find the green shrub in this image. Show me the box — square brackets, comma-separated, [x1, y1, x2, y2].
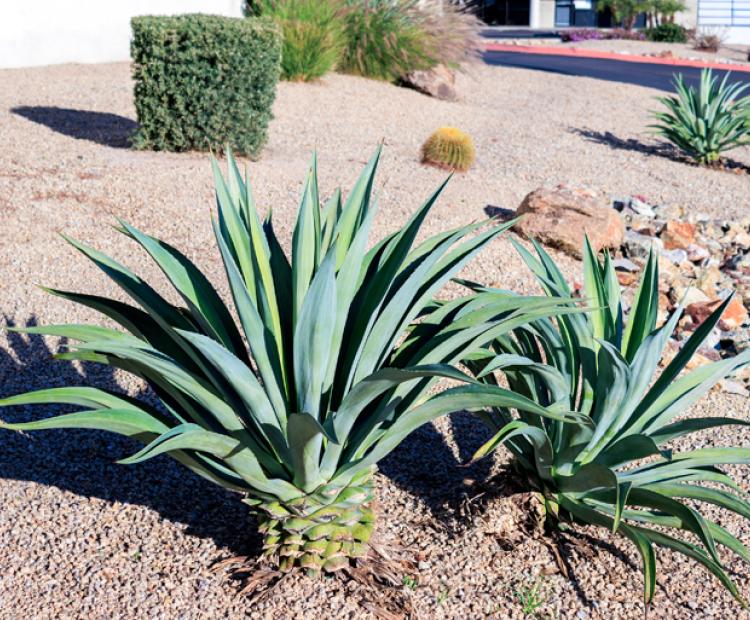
[254, 0, 346, 81]
[646, 22, 688, 42]
[131, 14, 282, 157]
[465, 241, 750, 609]
[339, 0, 434, 81]
[339, 0, 480, 81]
[651, 69, 750, 164]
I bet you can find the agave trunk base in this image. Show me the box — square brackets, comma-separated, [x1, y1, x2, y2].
[252, 478, 376, 578]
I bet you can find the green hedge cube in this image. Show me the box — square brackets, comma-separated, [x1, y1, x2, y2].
[131, 14, 282, 158]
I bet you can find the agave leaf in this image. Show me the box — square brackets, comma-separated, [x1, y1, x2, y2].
[0, 385, 154, 412]
[594, 433, 666, 469]
[621, 249, 658, 362]
[61, 235, 193, 332]
[319, 364, 476, 479]
[294, 249, 337, 420]
[333, 145, 381, 267]
[176, 329, 290, 463]
[340, 175, 452, 395]
[287, 411, 336, 493]
[627, 487, 720, 565]
[119, 423, 301, 500]
[291, 156, 322, 321]
[118, 219, 247, 359]
[649, 416, 750, 445]
[213, 217, 289, 419]
[639, 527, 747, 608]
[0, 407, 168, 438]
[345, 383, 580, 478]
[561, 496, 657, 605]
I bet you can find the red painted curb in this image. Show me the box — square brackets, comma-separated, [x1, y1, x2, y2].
[485, 42, 750, 74]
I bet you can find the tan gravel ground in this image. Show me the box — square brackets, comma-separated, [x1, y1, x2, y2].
[1, 61, 750, 619]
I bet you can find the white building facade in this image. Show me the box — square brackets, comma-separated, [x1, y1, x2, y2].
[481, 0, 750, 43]
[0, 0, 245, 69]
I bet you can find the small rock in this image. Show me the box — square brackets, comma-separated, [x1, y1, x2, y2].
[686, 299, 722, 327]
[628, 196, 656, 217]
[696, 265, 724, 297]
[625, 230, 662, 259]
[661, 220, 697, 250]
[400, 64, 458, 100]
[724, 253, 750, 271]
[630, 215, 664, 237]
[672, 286, 710, 307]
[722, 380, 749, 397]
[718, 294, 749, 330]
[657, 292, 671, 323]
[733, 232, 750, 249]
[514, 187, 625, 259]
[653, 204, 685, 220]
[686, 243, 710, 263]
[660, 248, 688, 265]
[691, 212, 712, 223]
[613, 257, 639, 272]
[686, 350, 716, 370]
[617, 271, 638, 287]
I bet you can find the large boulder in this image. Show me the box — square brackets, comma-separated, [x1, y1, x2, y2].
[401, 64, 458, 101]
[513, 186, 625, 259]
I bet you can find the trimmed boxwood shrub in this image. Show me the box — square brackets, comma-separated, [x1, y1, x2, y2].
[131, 14, 282, 157]
[646, 23, 688, 43]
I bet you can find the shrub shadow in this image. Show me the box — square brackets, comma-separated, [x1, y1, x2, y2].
[11, 107, 138, 149]
[0, 316, 259, 557]
[571, 127, 684, 160]
[571, 127, 750, 173]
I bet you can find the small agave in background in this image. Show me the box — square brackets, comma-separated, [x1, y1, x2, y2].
[464, 238, 750, 609]
[0, 147, 575, 584]
[651, 68, 750, 166]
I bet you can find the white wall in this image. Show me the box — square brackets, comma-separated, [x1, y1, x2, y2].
[0, 1, 245, 69]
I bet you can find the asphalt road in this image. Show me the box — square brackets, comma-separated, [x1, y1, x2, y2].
[483, 49, 750, 92]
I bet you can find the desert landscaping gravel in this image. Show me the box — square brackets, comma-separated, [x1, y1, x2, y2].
[1, 60, 750, 619]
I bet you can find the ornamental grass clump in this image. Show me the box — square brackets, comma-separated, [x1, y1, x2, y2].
[0, 147, 573, 579]
[465, 239, 750, 608]
[651, 68, 750, 165]
[252, 0, 346, 81]
[339, 0, 481, 81]
[421, 127, 476, 171]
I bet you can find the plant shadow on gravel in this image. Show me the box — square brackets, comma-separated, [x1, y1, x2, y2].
[0, 316, 261, 559]
[11, 107, 138, 149]
[571, 127, 750, 173]
[379, 410, 502, 528]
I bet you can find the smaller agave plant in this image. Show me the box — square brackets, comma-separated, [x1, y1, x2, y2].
[651, 68, 750, 165]
[464, 238, 750, 608]
[0, 147, 577, 579]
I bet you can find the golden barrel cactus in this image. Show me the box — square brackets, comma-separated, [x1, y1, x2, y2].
[421, 127, 476, 172]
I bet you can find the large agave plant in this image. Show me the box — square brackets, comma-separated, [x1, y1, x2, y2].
[651, 68, 750, 165]
[465, 239, 750, 607]
[0, 148, 575, 577]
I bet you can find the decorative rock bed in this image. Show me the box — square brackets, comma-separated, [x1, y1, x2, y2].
[514, 187, 750, 395]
